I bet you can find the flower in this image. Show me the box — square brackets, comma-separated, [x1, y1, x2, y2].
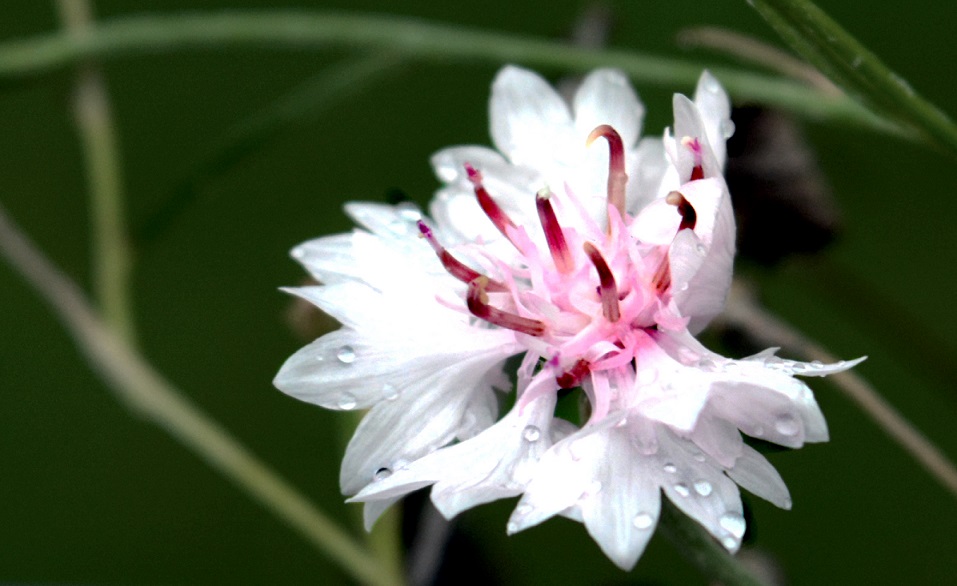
[274, 65, 863, 569]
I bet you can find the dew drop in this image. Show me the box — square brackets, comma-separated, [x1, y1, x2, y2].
[663, 463, 677, 474]
[373, 467, 392, 481]
[522, 425, 541, 442]
[679, 282, 689, 292]
[752, 425, 765, 437]
[810, 360, 824, 367]
[674, 483, 691, 497]
[694, 480, 713, 496]
[396, 202, 422, 221]
[291, 247, 306, 260]
[722, 536, 738, 550]
[383, 383, 400, 401]
[720, 119, 736, 139]
[775, 414, 800, 436]
[506, 521, 519, 534]
[336, 345, 356, 364]
[632, 512, 655, 529]
[516, 503, 533, 516]
[703, 75, 722, 93]
[337, 394, 357, 410]
[615, 417, 628, 428]
[719, 512, 746, 538]
[693, 452, 707, 463]
[695, 243, 706, 254]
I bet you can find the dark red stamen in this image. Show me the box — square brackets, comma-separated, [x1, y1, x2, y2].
[586, 125, 627, 220]
[464, 163, 517, 241]
[418, 221, 506, 292]
[557, 359, 590, 389]
[583, 242, 621, 322]
[666, 191, 697, 231]
[536, 189, 574, 274]
[652, 256, 671, 295]
[467, 277, 546, 336]
[690, 165, 704, 181]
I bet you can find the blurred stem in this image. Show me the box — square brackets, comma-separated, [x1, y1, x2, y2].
[722, 282, 957, 501]
[56, 0, 135, 342]
[0, 200, 400, 586]
[658, 500, 766, 586]
[747, 0, 957, 156]
[0, 11, 900, 137]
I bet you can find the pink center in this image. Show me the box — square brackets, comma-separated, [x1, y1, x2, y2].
[421, 126, 706, 419]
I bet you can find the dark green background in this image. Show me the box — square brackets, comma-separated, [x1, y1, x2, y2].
[1, 1, 955, 584]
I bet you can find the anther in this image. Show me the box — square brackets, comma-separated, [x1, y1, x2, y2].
[583, 242, 621, 322]
[556, 359, 590, 389]
[464, 163, 518, 242]
[536, 189, 574, 274]
[418, 221, 506, 292]
[665, 191, 697, 232]
[467, 277, 546, 336]
[586, 125, 628, 220]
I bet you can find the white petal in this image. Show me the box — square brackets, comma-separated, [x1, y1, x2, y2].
[362, 497, 401, 531]
[727, 445, 792, 509]
[693, 71, 732, 169]
[573, 68, 644, 147]
[671, 94, 722, 181]
[490, 65, 575, 168]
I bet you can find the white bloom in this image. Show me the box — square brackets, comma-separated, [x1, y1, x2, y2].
[275, 65, 863, 569]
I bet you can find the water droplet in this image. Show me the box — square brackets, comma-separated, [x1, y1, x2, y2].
[506, 521, 518, 534]
[775, 414, 800, 436]
[752, 425, 765, 437]
[695, 243, 706, 254]
[694, 480, 713, 496]
[615, 417, 628, 428]
[291, 247, 306, 259]
[337, 394, 357, 410]
[632, 513, 655, 529]
[720, 119, 736, 139]
[719, 512, 746, 538]
[679, 282, 689, 291]
[663, 463, 677, 474]
[522, 425, 541, 442]
[703, 75, 721, 93]
[383, 383, 399, 401]
[336, 346, 356, 363]
[515, 503, 532, 516]
[392, 458, 409, 470]
[373, 467, 392, 481]
[693, 452, 707, 463]
[674, 483, 691, 497]
[810, 360, 823, 367]
[722, 536, 738, 550]
[696, 357, 716, 370]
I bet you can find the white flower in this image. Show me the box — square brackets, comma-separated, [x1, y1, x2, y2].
[274, 65, 863, 569]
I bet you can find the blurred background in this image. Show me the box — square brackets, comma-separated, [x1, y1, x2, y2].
[1, 1, 955, 584]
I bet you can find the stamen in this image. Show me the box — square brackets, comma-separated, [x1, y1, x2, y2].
[652, 256, 671, 295]
[665, 191, 697, 231]
[556, 358, 590, 389]
[536, 189, 574, 274]
[417, 221, 506, 292]
[583, 242, 621, 322]
[464, 163, 518, 240]
[586, 125, 628, 220]
[467, 277, 546, 336]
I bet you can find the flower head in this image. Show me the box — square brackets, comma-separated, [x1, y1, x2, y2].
[274, 65, 862, 569]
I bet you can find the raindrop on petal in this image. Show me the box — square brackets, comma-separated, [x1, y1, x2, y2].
[373, 467, 393, 481]
[522, 425, 541, 442]
[719, 512, 746, 538]
[383, 383, 400, 401]
[633, 513, 655, 530]
[674, 483, 691, 497]
[720, 119, 736, 139]
[775, 414, 800, 436]
[337, 394, 357, 410]
[663, 463, 677, 474]
[694, 480, 713, 496]
[336, 346, 356, 363]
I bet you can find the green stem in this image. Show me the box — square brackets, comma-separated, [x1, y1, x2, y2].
[0, 11, 899, 136]
[55, 0, 135, 342]
[658, 499, 767, 586]
[749, 0, 957, 155]
[0, 200, 399, 586]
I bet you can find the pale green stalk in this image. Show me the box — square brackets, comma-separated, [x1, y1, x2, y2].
[0, 200, 400, 586]
[748, 0, 957, 155]
[56, 0, 135, 341]
[0, 11, 898, 136]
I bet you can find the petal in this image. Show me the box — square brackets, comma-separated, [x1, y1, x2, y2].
[671, 94, 722, 181]
[693, 71, 732, 170]
[573, 68, 644, 148]
[727, 444, 793, 509]
[490, 65, 575, 168]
